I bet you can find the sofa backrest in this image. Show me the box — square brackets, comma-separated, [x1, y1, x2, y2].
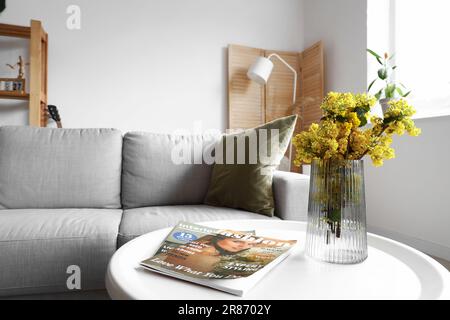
[0, 126, 123, 209]
[121, 132, 220, 209]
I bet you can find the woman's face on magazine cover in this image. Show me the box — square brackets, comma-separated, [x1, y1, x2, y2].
[217, 238, 253, 253]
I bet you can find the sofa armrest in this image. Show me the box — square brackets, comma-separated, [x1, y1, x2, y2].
[273, 171, 310, 221]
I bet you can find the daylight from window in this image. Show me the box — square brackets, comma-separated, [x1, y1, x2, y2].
[368, 0, 450, 119]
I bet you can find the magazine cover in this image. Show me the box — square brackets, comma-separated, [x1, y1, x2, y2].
[152, 222, 255, 260]
[140, 222, 297, 295]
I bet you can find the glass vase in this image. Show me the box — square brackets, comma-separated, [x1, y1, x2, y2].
[305, 159, 368, 264]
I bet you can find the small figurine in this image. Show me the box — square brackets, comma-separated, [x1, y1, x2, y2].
[6, 56, 29, 79]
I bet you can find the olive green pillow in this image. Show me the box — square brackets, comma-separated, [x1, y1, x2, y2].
[204, 115, 297, 216]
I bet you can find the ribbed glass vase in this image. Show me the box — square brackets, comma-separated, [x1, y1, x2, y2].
[305, 159, 368, 264]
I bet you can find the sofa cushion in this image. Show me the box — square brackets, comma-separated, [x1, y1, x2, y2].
[0, 127, 123, 209]
[0, 208, 122, 297]
[204, 115, 297, 217]
[118, 205, 279, 247]
[121, 132, 220, 208]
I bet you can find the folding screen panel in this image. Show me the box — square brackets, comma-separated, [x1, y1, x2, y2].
[264, 50, 301, 123]
[298, 41, 324, 130]
[228, 44, 265, 129]
[290, 41, 324, 172]
[228, 41, 324, 171]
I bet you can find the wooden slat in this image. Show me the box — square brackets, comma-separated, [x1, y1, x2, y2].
[262, 51, 301, 173]
[41, 33, 47, 127]
[300, 41, 324, 130]
[0, 92, 30, 100]
[264, 51, 300, 123]
[0, 23, 31, 38]
[290, 41, 324, 173]
[29, 20, 43, 127]
[228, 44, 265, 129]
[40, 31, 48, 127]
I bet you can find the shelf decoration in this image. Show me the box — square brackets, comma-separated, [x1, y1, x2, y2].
[0, 55, 28, 95]
[0, 20, 48, 127]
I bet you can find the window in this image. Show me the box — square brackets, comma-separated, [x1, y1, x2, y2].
[367, 0, 450, 118]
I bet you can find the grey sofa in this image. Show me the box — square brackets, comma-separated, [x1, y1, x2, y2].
[0, 126, 309, 298]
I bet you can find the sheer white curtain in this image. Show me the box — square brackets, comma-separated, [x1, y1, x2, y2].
[367, 0, 450, 119]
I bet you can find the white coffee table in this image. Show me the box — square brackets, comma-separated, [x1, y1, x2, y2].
[106, 220, 449, 300]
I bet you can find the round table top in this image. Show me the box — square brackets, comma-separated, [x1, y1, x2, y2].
[106, 220, 449, 300]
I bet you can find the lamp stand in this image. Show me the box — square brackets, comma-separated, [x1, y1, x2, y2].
[266, 53, 298, 172]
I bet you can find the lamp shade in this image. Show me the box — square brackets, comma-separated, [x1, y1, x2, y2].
[247, 57, 274, 85]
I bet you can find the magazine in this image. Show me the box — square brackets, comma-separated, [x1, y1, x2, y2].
[140, 221, 297, 296]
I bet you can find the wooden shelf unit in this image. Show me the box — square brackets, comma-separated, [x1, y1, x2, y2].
[0, 20, 48, 127]
[0, 91, 30, 100]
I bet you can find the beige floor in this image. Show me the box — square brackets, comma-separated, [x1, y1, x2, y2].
[431, 256, 450, 271]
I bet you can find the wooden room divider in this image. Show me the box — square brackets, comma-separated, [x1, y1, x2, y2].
[228, 41, 324, 172]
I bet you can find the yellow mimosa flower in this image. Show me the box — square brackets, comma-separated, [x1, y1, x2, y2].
[292, 92, 420, 167]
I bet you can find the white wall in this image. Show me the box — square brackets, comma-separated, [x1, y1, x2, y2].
[304, 0, 450, 260]
[303, 0, 367, 93]
[366, 115, 450, 260]
[0, 0, 304, 133]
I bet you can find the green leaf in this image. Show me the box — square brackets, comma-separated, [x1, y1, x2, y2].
[378, 68, 388, 80]
[374, 89, 383, 100]
[385, 89, 391, 99]
[383, 115, 401, 125]
[396, 87, 404, 96]
[367, 48, 383, 65]
[367, 48, 382, 59]
[368, 78, 377, 92]
[388, 53, 396, 61]
[355, 107, 369, 127]
[335, 115, 347, 122]
[403, 90, 411, 97]
[359, 117, 368, 127]
[392, 66, 397, 70]
[385, 84, 396, 98]
[329, 209, 341, 223]
[355, 107, 364, 114]
[383, 117, 394, 125]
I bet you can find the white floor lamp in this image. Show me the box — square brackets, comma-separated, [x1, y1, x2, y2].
[247, 53, 298, 171]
